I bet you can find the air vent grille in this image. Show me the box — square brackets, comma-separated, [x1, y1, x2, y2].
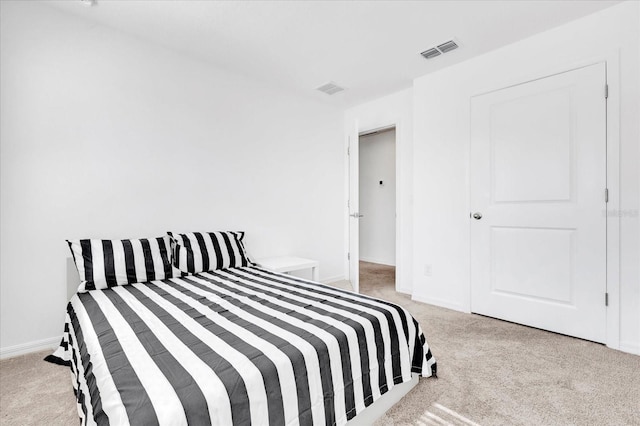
[420, 39, 460, 60]
[420, 48, 441, 59]
[316, 82, 345, 95]
[437, 40, 458, 53]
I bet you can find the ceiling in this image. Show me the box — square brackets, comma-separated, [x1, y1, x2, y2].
[45, 0, 621, 107]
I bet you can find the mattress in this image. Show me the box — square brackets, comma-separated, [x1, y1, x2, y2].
[48, 266, 437, 426]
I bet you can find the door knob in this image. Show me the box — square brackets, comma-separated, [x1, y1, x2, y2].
[472, 212, 482, 220]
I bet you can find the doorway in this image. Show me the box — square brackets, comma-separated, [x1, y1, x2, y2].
[354, 126, 397, 293]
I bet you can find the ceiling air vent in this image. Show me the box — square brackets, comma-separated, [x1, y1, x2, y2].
[420, 48, 441, 60]
[420, 39, 460, 60]
[316, 82, 345, 95]
[437, 40, 458, 53]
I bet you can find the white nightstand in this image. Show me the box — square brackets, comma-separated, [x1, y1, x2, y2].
[255, 256, 320, 282]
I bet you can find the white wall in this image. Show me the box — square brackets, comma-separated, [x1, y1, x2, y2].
[412, 1, 640, 354]
[345, 89, 413, 293]
[359, 130, 396, 265]
[0, 1, 344, 356]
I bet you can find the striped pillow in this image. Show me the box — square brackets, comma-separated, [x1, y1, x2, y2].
[168, 231, 251, 274]
[67, 236, 173, 292]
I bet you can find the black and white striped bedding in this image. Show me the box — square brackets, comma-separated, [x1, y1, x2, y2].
[168, 231, 251, 273]
[67, 237, 173, 292]
[49, 266, 437, 426]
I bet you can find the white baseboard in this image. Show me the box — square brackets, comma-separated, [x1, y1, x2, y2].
[411, 294, 466, 312]
[395, 287, 411, 295]
[0, 336, 60, 360]
[619, 341, 640, 356]
[358, 257, 396, 266]
[321, 275, 346, 285]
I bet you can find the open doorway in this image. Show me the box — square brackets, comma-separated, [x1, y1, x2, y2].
[357, 126, 396, 294]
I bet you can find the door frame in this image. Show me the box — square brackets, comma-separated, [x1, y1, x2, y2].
[347, 118, 405, 294]
[467, 52, 621, 351]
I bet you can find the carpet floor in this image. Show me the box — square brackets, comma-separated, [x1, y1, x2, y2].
[358, 261, 640, 426]
[1, 262, 638, 425]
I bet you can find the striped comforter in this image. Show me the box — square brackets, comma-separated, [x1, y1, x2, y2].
[49, 266, 437, 426]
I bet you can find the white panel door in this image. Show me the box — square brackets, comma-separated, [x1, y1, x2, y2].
[470, 63, 607, 343]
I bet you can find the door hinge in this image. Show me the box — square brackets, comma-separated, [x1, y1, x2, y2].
[605, 188, 609, 203]
[605, 292, 609, 306]
[347, 146, 350, 156]
[347, 252, 350, 260]
[605, 84, 609, 99]
[348, 199, 350, 208]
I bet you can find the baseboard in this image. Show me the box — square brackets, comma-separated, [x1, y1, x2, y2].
[411, 294, 466, 312]
[358, 257, 396, 267]
[395, 287, 411, 295]
[0, 336, 60, 360]
[322, 275, 346, 285]
[619, 341, 640, 356]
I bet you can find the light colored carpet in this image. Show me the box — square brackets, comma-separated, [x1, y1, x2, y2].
[357, 261, 640, 426]
[1, 263, 638, 425]
[0, 350, 77, 425]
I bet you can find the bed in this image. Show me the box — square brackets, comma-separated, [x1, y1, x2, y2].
[48, 233, 437, 425]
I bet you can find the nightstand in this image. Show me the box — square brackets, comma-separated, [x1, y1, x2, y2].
[255, 256, 320, 282]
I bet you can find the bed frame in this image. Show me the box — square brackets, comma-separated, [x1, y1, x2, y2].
[347, 376, 418, 424]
